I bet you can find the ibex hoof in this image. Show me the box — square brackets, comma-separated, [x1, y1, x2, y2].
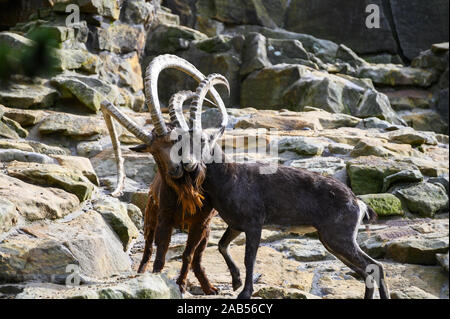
[203, 285, 219, 295]
[232, 279, 243, 291]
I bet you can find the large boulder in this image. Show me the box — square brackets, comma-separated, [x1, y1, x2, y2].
[358, 193, 404, 217]
[92, 197, 139, 251]
[50, 75, 126, 112]
[0, 210, 131, 283]
[14, 273, 181, 299]
[394, 182, 449, 217]
[346, 156, 420, 195]
[52, 0, 121, 20]
[0, 83, 58, 109]
[285, 0, 398, 55]
[241, 64, 403, 124]
[38, 113, 106, 139]
[0, 173, 79, 221]
[198, 0, 289, 29]
[6, 161, 95, 202]
[389, 0, 449, 60]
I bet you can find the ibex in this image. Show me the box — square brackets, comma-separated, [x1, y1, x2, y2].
[98, 55, 233, 294]
[132, 54, 391, 299]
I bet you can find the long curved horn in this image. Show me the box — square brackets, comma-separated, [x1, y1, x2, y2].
[101, 100, 153, 145]
[169, 90, 218, 131]
[190, 73, 230, 132]
[168, 90, 194, 131]
[144, 55, 228, 135]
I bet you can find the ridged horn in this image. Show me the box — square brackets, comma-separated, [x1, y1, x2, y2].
[168, 90, 194, 131]
[101, 100, 153, 145]
[144, 55, 227, 135]
[190, 73, 230, 132]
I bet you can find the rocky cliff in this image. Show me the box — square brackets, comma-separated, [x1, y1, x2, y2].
[0, 0, 448, 299]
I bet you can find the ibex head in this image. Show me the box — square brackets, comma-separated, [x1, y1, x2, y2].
[132, 55, 229, 181]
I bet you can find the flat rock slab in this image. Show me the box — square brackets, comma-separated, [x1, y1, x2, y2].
[6, 161, 95, 202]
[0, 83, 58, 109]
[0, 211, 131, 283]
[0, 173, 79, 221]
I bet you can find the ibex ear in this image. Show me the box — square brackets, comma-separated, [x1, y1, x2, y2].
[130, 144, 150, 153]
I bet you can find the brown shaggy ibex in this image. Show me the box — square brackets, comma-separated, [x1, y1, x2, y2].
[132, 54, 391, 300]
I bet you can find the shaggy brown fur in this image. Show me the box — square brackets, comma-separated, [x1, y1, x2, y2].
[138, 166, 220, 295]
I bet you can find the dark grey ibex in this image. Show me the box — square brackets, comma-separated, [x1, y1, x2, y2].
[132, 54, 391, 299]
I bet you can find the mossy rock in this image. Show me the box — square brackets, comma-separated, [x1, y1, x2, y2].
[358, 194, 404, 217]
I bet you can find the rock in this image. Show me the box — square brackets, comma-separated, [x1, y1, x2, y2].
[328, 143, 353, 155]
[240, 32, 271, 76]
[432, 43, 449, 54]
[395, 182, 449, 217]
[227, 25, 339, 62]
[145, 23, 207, 55]
[121, 0, 155, 25]
[92, 197, 139, 251]
[94, 273, 181, 299]
[0, 31, 33, 50]
[0, 198, 18, 234]
[98, 51, 143, 93]
[382, 169, 423, 192]
[0, 173, 79, 221]
[436, 252, 449, 272]
[0, 210, 131, 283]
[0, 118, 20, 139]
[285, 0, 397, 55]
[386, 237, 449, 265]
[350, 138, 414, 158]
[0, 83, 58, 109]
[355, 90, 404, 125]
[242, 64, 402, 124]
[53, 49, 99, 74]
[0, 105, 45, 126]
[383, 89, 433, 111]
[271, 238, 334, 262]
[14, 273, 181, 299]
[266, 38, 311, 66]
[38, 113, 106, 139]
[254, 286, 320, 299]
[388, 129, 438, 146]
[1, 116, 28, 138]
[400, 109, 449, 135]
[389, 0, 449, 60]
[290, 157, 346, 176]
[6, 161, 95, 202]
[208, 0, 289, 28]
[90, 148, 157, 193]
[358, 194, 404, 217]
[428, 176, 449, 194]
[336, 44, 367, 68]
[53, 0, 121, 20]
[235, 113, 320, 131]
[51, 154, 99, 186]
[278, 137, 324, 156]
[357, 64, 438, 87]
[50, 75, 123, 112]
[356, 117, 401, 131]
[391, 286, 439, 299]
[347, 156, 420, 195]
[0, 149, 56, 164]
[76, 140, 103, 158]
[127, 203, 143, 231]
